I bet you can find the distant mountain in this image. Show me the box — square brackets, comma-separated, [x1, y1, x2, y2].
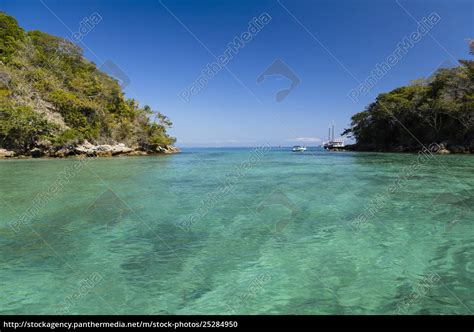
[0, 12, 177, 157]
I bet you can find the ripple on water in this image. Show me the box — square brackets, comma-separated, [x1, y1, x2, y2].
[0, 149, 473, 314]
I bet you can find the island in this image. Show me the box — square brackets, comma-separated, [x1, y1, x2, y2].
[0, 13, 178, 158]
[343, 42, 473, 154]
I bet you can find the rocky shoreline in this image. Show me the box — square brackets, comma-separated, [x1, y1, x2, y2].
[342, 142, 474, 154]
[0, 140, 180, 159]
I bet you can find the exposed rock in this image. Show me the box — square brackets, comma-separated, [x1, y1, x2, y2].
[74, 140, 135, 157]
[162, 145, 181, 154]
[74, 140, 95, 155]
[96, 150, 113, 157]
[54, 148, 73, 158]
[155, 146, 165, 153]
[155, 145, 180, 153]
[0, 148, 15, 158]
[109, 145, 133, 155]
[437, 148, 451, 154]
[1, 142, 180, 158]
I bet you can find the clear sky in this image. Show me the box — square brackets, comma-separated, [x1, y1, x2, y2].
[2, 0, 473, 147]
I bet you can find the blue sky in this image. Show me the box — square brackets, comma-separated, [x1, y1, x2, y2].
[2, 0, 473, 147]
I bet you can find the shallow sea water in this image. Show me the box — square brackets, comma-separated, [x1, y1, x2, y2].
[0, 147, 473, 314]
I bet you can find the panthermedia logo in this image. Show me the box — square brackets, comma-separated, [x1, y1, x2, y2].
[256, 188, 300, 233]
[99, 60, 131, 89]
[257, 59, 300, 102]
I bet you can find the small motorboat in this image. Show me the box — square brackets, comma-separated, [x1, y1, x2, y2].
[292, 145, 307, 152]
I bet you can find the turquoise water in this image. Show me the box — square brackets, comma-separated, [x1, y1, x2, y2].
[0, 147, 473, 314]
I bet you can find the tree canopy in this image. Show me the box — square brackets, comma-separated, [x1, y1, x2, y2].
[344, 47, 474, 152]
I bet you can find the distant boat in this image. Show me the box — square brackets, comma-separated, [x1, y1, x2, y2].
[323, 139, 345, 150]
[292, 145, 307, 152]
[323, 122, 345, 150]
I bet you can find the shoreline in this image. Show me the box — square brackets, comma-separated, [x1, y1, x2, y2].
[341, 143, 474, 155]
[0, 141, 180, 160]
[4, 144, 474, 159]
[0, 151, 180, 160]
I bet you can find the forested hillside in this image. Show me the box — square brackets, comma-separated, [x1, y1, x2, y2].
[0, 12, 176, 157]
[344, 43, 474, 153]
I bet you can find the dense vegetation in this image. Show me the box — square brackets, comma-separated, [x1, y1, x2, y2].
[344, 44, 474, 153]
[0, 12, 175, 155]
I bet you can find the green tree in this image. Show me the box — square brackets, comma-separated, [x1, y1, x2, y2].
[345, 51, 474, 151]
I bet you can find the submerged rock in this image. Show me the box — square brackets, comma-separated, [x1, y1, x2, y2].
[127, 150, 148, 156]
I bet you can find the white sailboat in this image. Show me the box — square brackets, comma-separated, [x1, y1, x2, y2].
[323, 122, 345, 150]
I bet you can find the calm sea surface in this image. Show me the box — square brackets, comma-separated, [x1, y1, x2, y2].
[0, 147, 473, 314]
